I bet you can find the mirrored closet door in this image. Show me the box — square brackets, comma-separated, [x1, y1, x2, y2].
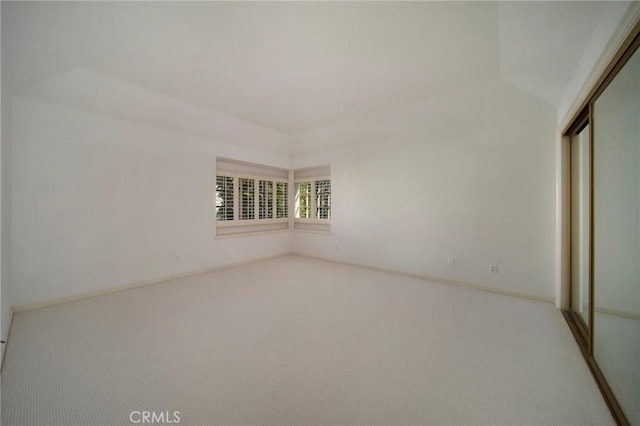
[592, 44, 640, 426]
[565, 28, 639, 426]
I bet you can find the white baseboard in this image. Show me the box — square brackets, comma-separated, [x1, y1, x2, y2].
[12, 252, 290, 313]
[12, 251, 555, 315]
[291, 252, 555, 305]
[595, 306, 640, 321]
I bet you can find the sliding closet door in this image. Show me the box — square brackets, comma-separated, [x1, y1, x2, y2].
[592, 46, 640, 425]
[571, 124, 591, 329]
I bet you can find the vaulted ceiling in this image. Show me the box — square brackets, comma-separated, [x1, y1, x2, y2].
[2, 1, 631, 135]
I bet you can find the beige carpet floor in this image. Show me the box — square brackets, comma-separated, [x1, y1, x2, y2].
[1, 255, 613, 425]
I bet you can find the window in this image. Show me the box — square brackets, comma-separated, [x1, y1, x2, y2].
[216, 159, 290, 237]
[295, 179, 331, 220]
[216, 173, 288, 237]
[315, 179, 331, 219]
[276, 182, 288, 219]
[295, 182, 311, 219]
[293, 171, 331, 234]
[239, 178, 255, 220]
[216, 174, 287, 223]
[215, 158, 328, 237]
[259, 180, 273, 219]
[216, 176, 234, 221]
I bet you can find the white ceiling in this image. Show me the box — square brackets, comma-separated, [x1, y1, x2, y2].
[2, 1, 629, 136]
[498, 1, 610, 108]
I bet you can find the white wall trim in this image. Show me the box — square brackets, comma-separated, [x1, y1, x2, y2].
[292, 230, 332, 236]
[214, 229, 289, 239]
[594, 306, 640, 321]
[12, 251, 556, 316]
[292, 252, 555, 305]
[12, 253, 290, 313]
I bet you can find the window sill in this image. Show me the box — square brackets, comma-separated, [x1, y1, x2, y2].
[215, 228, 289, 239]
[216, 228, 332, 239]
[293, 220, 330, 234]
[216, 221, 289, 238]
[293, 229, 332, 236]
[217, 219, 288, 227]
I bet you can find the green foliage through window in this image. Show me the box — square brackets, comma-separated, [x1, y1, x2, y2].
[276, 182, 288, 219]
[240, 178, 255, 220]
[259, 180, 274, 219]
[315, 179, 331, 219]
[295, 182, 311, 219]
[216, 176, 234, 221]
[217, 175, 328, 223]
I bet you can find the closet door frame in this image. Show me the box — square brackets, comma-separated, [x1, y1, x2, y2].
[565, 110, 590, 346]
[562, 21, 640, 426]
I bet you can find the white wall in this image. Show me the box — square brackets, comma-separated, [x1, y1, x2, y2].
[10, 96, 291, 308]
[291, 79, 557, 301]
[1, 1, 12, 365]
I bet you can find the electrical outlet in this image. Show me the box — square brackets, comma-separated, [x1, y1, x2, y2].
[176, 255, 181, 263]
[448, 258, 456, 267]
[490, 264, 499, 273]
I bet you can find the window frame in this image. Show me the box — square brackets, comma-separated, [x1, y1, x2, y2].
[294, 175, 331, 224]
[215, 175, 235, 221]
[275, 181, 289, 220]
[215, 172, 289, 228]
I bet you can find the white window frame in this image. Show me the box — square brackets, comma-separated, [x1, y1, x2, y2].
[294, 175, 331, 224]
[216, 172, 289, 228]
[215, 175, 235, 222]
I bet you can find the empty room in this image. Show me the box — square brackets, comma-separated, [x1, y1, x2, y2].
[1, 1, 639, 425]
